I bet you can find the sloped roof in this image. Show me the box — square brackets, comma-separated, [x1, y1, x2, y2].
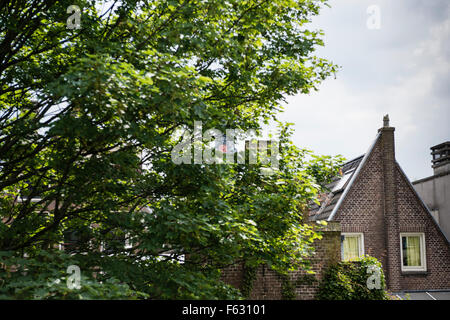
[309, 132, 381, 221]
[308, 128, 450, 246]
[309, 155, 364, 221]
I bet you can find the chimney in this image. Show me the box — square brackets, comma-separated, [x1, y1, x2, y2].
[431, 141, 450, 175]
[378, 115, 401, 291]
[378, 114, 396, 172]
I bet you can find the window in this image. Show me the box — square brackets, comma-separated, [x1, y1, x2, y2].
[400, 233, 426, 271]
[341, 233, 364, 261]
[332, 170, 354, 192]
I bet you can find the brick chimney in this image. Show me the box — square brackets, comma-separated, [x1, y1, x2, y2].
[378, 115, 401, 291]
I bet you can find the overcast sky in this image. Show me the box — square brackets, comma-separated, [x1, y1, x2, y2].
[277, 0, 449, 180]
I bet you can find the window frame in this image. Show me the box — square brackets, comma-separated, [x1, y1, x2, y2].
[400, 232, 427, 272]
[341, 232, 365, 261]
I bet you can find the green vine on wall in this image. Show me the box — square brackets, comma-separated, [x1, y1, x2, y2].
[241, 262, 258, 299]
[316, 255, 389, 300]
[295, 273, 318, 286]
[278, 272, 296, 300]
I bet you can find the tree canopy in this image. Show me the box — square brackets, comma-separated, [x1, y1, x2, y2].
[0, 0, 342, 299]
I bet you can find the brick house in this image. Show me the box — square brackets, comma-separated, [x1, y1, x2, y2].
[309, 115, 450, 292]
[222, 116, 450, 298]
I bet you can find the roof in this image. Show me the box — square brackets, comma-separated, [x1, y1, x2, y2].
[394, 290, 450, 300]
[309, 132, 381, 222]
[309, 155, 364, 221]
[308, 127, 450, 246]
[431, 141, 450, 150]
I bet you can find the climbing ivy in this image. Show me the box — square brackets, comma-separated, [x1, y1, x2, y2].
[240, 263, 258, 299]
[279, 273, 296, 300]
[295, 273, 318, 286]
[317, 255, 390, 300]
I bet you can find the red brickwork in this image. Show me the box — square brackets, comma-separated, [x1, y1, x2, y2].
[395, 165, 450, 290]
[334, 129, 450, 291]
[222, 123, 450, 296]
[221, 224, 341, 299]
[334, 137, 388, 272]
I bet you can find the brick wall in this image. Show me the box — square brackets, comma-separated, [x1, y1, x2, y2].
[395, 165, 450, 290]
[223, 124, 450, 296]
[334, 136, 388, 275]
[220, 222, 341, 299]
[333, 129, 450, 291]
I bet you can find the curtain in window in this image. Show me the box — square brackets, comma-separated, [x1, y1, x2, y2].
[343, 236, 359, 261]
[404, 236, 421, 266]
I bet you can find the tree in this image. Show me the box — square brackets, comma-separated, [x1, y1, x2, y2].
[0, 0, 342, 299]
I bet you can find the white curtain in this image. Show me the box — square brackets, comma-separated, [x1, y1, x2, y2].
[404, 236, 421, 266]
[343, 236, 360, 261]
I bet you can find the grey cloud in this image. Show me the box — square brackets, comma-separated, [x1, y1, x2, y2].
[277, 0, 450, 180]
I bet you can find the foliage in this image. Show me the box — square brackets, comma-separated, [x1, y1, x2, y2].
[240, 261, 258, 299]
[0, 0, 342, 298]
[317, 255, 390, 300]
[279, 272, 296, 300]
[0, 250, 146, 299]
[295, 273, 317, 286]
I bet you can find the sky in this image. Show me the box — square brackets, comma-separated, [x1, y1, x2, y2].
[276, 0, 450, 181]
